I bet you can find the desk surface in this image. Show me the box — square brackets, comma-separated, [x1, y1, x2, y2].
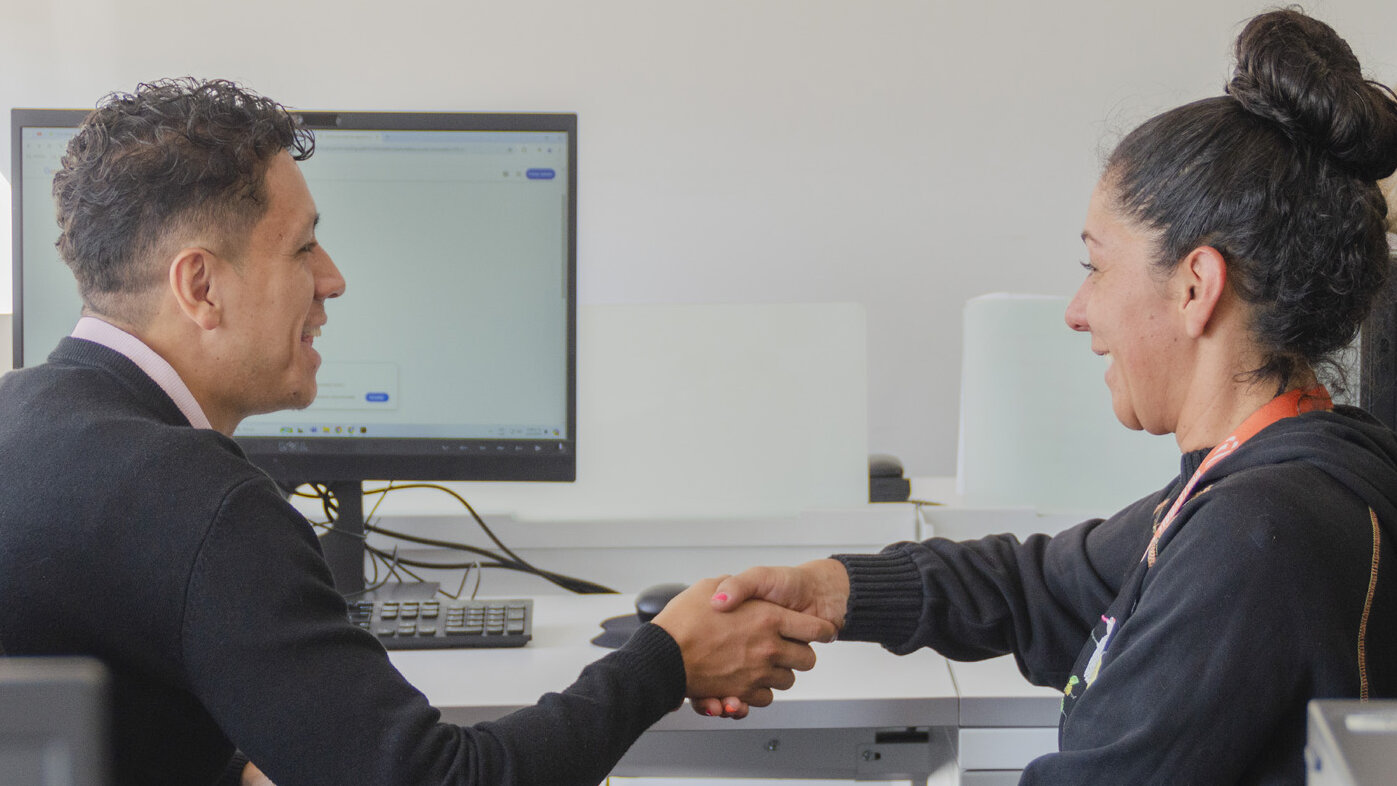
[948, 657, 1062, 728]
[389, 594, 961, 731]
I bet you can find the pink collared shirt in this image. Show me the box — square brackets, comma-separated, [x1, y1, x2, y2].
[71, 317, 214, 430]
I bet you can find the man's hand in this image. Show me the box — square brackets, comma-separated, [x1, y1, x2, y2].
[242, 762, 275, 786]
[651, 577, 836, 718]
[691, 559, 852, 717]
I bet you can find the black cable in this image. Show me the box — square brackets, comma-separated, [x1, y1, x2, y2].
[363, 483, 530, 568]
[362, 483, 617, 594]
[298, 482, 617, 595]
[367, 523, 614, 593]
[295, 483, 339, 522]
[358, 543, 576, 593]
[363, 522, 513, 565]
[363, 544, 609, 592]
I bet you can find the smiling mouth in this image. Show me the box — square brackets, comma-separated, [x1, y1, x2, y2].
[302, 326, 323, 340]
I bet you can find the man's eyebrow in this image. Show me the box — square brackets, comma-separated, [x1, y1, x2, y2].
[293, 214, 320, 246]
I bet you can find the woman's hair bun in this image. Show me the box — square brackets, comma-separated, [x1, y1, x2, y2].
[1226, 7, 1397, 181]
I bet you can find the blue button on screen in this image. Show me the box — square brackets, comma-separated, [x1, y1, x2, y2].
[526, 168, 556, 180]
[366, 392, 390, 403]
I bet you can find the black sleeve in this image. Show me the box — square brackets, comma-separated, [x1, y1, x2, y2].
[179, 479, 685, 786]
[834, 487, 1164, 687]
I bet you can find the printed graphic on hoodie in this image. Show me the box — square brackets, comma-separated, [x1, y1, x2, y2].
[1062, 614, 1117, 716]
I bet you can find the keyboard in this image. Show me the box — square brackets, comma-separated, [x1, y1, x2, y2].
[348, 598, 533, 650]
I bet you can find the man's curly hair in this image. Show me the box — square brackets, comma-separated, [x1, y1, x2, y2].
[51, 78, 314, 322]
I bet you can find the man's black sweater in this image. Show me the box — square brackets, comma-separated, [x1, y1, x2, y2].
[0, 338, 686, 786]
[838, 406, 1397, 783]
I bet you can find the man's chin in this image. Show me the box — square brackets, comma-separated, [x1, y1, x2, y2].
[265, 386, 318, 414]
[290, 388, 317, 411]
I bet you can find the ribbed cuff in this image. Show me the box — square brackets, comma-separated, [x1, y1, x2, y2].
[215, 751, 251, 786]
[832, 548, 923, 647]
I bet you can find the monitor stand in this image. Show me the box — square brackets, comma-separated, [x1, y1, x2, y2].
[318, 480, 438, 601]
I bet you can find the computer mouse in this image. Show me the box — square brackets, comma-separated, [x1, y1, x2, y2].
[635, 582, 688, 623]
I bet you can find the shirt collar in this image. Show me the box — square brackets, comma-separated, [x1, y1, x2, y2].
[70, 316, 214, 430]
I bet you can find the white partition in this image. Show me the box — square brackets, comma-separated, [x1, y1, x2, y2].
[421, 302, 870, 521]
[956, 294, 1179, 517]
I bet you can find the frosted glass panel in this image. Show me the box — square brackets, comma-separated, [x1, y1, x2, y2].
[956, 293, 1179, 515]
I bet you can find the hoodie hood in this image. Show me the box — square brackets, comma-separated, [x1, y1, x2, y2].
[1198, 404, 1397, 537]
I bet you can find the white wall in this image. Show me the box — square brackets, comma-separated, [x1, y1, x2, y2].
[3, 0, 1393, 476]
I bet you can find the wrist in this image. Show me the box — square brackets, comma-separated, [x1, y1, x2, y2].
[802, 558, 850, 628]
[831, 549, 920, 643]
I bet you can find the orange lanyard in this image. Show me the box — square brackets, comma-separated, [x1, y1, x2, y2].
[1144, 386, 1333, 567]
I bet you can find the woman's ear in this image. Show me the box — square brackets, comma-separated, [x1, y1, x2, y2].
[1380, 173, 1396, 234]
[1179, 245, 1228, 340]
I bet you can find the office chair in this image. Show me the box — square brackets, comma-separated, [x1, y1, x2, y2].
[0, 657, 110, 785]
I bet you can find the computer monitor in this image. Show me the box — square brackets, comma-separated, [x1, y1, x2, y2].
[1361, 293, 1397, 431]
[11, 108, 578, 594]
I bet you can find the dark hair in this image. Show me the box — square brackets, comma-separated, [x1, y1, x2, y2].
[1104, 8, 1397, 388]
[52, 77, 314, 321]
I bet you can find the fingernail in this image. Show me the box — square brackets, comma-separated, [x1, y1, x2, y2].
[713, 593, 729, 603]
[705, 709, 715, 716]
[725, 703, 739, 714]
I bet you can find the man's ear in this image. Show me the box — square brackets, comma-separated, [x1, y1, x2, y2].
[1179, 245, 1227, 340]
[168, 247, 222, 331]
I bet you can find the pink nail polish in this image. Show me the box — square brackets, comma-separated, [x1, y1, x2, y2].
[713, 592, 729, 603]
[725, 703, 738, 714]
[705, 709, 715, 716]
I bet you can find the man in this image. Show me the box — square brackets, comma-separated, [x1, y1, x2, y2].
[0, 78, 834, 786]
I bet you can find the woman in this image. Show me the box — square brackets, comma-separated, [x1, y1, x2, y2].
[706, 9, 1397, 783]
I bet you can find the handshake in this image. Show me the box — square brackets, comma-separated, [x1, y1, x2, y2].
[648, 558, 852, 719]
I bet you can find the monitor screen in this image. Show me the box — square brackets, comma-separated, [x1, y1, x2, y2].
[12, 108, 577, 594]
[11, 109, 577, 486]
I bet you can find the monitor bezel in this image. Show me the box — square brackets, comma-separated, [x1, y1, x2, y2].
[11, 108, 89, 371]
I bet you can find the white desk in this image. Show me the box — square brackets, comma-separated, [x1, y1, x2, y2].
[948, 658, 1060, 786]
[391, 594, 964, 782]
